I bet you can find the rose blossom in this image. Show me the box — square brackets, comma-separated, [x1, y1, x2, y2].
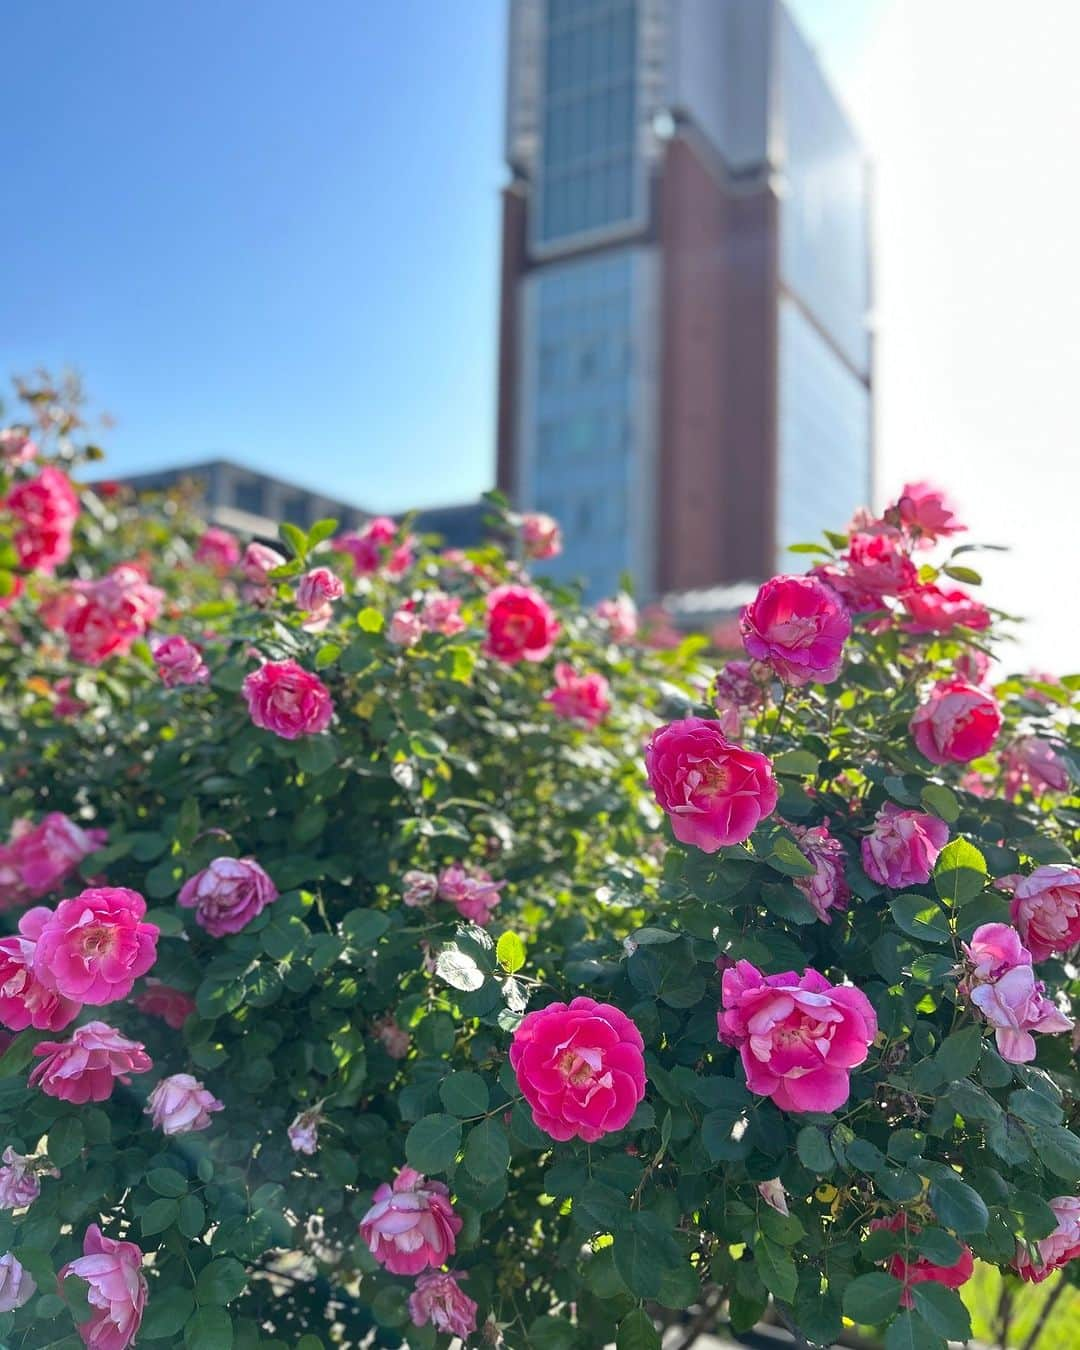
[963, 921, 1030, 982]
[145, 1073, 223, 1135]
[0, 1148, 42, 1210]
[408, 1271, 478, 1339]
[61, 564, 164, 664]
[595, 593, 638, 641]
[420, 590, 466, 636]
[194, 526, 240, 571]
[288, 1106, 323, 1155]
[484, 584, 560, 664]
[510, 996, 646, 1142]
[901, 584, 991, 634]
[861, 804, 949, 888]
[178, 856, 279, 937]
[388, 603, 424, 648]
[758, 1179, 790, 1216]
[955, 647, 992, 686]
[437, 863, 505, 926]
[375, 1016, 410, 1059]
[335, 517, 414, 577]
[787, 821, 850, 923]
[714, 659, 767, 711]
[297, 566, 344, 629]
[1010, 865, 1080, 962]
[809, 562, 881, 615]
[964, 923, 1072, 1062]
[32, 887, 158, 1005]
[521, 511, 562, 560]
[242, 659, 333, 739]
[60, 1224, 146, 1350]
[0, 908, 81, 1032]
[644, 717, 778, 852]
[30, 1021, 152, 1103]
[0, 428, 37, 466]
[740, 574, 851, 685]
[1015, 1196, 1080, 1282]
[0, 1254, 34, 1312]
[719, 961, 877, 1113]
[910, 680, 1002, 765]
[241, 541, 285, 586]
[132, 979, 196, 1029]
[402, 869, 438, 907]
[0, 810, 106, 906]
[359, 1167, 462, 1275]
[547, 662, 611, 728]
[152, 634, 210, 687]
[870, 1212, 974, 1306]
[889, 480, 964, 543]
[1003, 737, 1070, 799]
[843, 532, 918, 598]
[5, 465, 80, 572]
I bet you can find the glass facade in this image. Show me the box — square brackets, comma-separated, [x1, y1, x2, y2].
[776, 297, 870, 561]
[520, 247, 655, 598]
[537, 0, 640, 246]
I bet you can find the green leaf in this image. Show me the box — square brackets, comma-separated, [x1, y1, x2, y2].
[141, 1197, 178, 1237]
[794, 1292, 843, 1347]
[185, 1306, 233, 1350]
[496, 931, 526, 973]
[47, 1117, 85, 1167]
[842, 1271, 903, 1324]
[796, 1125, 835, 1174]
[341, 909, 390, 946]
[933, 838, 988, 906]
[357, 606, 385, 633]
[1032, 1126, 1080, 1181]
[195, 1257, 248, 1306]
[613, 1213, 681, 1298]
[527, 1315, 578, 1350]
[178, 1194, 206, 1239]
[767, 835, 817, 878]
[437, 645, 476, 684]
[616, 1308, 660, 1350]
[942, 563, 982, 585]
[772, 749, 819, 776]
[920, 783, 960, 823]
[463, 1119, 510, 1182]
[140, 1286, 195, 1339]
[911, 1283, 971, 1341]
[915, 1227, 964, 1265]
[884, 1309, 945, 1350]
[405, 1114, 462, 1174]
[279, 521, 307, 560]
[146, 1167, 189, 1198]
[890, 893, 950, 942]
[307, 517, 339, 548]
[935, 1026, 984, 1079]
[752, 1232, 798, 1302]
[439, 1071, 489, 1118]
[435, 945, 485, 991]
[928, 1173, 989, 1233]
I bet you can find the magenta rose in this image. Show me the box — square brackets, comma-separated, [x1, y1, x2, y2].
[861, 803, 948, 888]
[178, 856, 278, 937]
[30, 1022, 152, 1103]
[0, 811, 106, 909]
[644, 717, 778, 852]
[32, 887, 158, 1006]
[296, 566, 344, 621]
[1011, 865, 1080, 961]
[843, 532, 918, 597]
[871, 1212, 974, 1306]
[547, 662, 611, 728]
[910, 679, 1002, 765]
[5, 465, 80, 572]
[60, 1224, 147, 1350]
[787, 820, 850, 923]
[242, 659, 333, 739]
[718, 961, 877, 1113]
[152, 634, 210, 687]
[521, 511, 562, 560]
[484, 584, 560, 664]
[408, 1271, 478, 1339]
[194, 526, 240, 571]
[61, 563, 164, 664]
[901, 584, 990, 634]
[0, 909, 81, 1033]
[1015, 1196, 1080, 1283]
[359, 1167, 462, 1275]
[132, 979, 196, 1030]
[888, 480, 964, 544]
[740, 574, 851, 685]
[509, 996, 646, 1142]
[144, 1073, 223, 1135]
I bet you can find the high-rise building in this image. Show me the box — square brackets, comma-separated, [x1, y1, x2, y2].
[496, 0, 872, 601]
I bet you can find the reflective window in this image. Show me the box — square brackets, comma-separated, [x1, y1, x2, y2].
[233, 479, 265, 516]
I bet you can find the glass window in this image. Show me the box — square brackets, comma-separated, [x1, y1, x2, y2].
[233, 479, 264, 516]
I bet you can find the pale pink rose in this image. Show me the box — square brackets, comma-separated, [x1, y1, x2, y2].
[963, 921, 1031, 982]
[0, 811, 107, 907]
[145, 1073, 223, 1135]
[132, 979, 196, 1029]
[843, 532, 918, 598]
[901, 584, 990, 634]
[420, 591, 466, 637]
[0, 1148, 41, 1210]
[437, 863, 505, 926]
[5, 465, 80, 572]
[194, 526, 240, 571]
[888, 481, 964, 544]
[714, 659, 767, 712]
[297, 566, 344, 613]
[375, 1016, 410, 1059]
[595, 593, 638, 641]
[521, 512, 562, 560]
[178, 856, 278, 937]
[870, 1212, 974, 1306]
[241, 541, 286, 585]
[970, 962, 1072, 1062]
[1011, 866, 1080, 961]
[510, 996, 646, 1142]
[955, 648, 992, 686]
[60, 1223, 146, 1350]
[359, 1167, 462, 1275]
[402, 870, 438, 907]
[0, 908, 81, 1032]
[484, 584, 559, 664]
[847, 505, 898, 537]
[787, 821, 850, 923]
[740, 574, 851, 685]
[910, 680, 1002, 765]
[242, 659, 333, 739]
[30, 1022, 152, 1103]
[644, 717, 778, 852]
[757, 1179, 789, 1216]
[388, 603, 424, 648]
[1016, 1196, 1080, 1283]
[1002, 737, 1070, 799]
[0, 429, 37, 466]
[32, 887, 158, 1006]
[861, 804, 949, 888]
[547, 662, 611, 728]
[61, 564, 164, 664]
[0, 1253, 35, 1312]
[959, 769, 993, 798]
[152, 634, 210, 687]
[288, 1106, 323, 1155]
[408, 1271, 478, 1339]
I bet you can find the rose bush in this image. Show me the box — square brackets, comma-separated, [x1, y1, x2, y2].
[0, 374, 1077, 1348]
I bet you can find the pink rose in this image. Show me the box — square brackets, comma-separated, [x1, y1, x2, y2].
[0, 1148, 42, 1211]
[861, 803, 949, 888]
[178, 856, 278, 937]
[5, 466, 80, 572]
[132, 979, 196, 1029]
[484, 584, 559, 664]
[714, 660, 767, 712]
[241, 541, 286, 586]
[420, 591, 466, 637]
[32, 887, 158, 1006]
[242, 659, 333, 739]
[437, 863, 505, 926]
[964, 923, 1073, 1062]
[375, 1016, 410, 1059]
[402, 869, 438, 907]
[0, 1253, 34, 1312]
[644, 717, 778, 852]
[595, 593, 638, 641]
[30, 1022, 152, 1103]
[509, 996, 646, 1142]
[521, 512, 562, 560]
[910, 680, 1002, 765]
[757, 1179, 790, 1216]
[152, 634, 210, 687]
[740, 574, 851, 685]
[60, 1224, 146, 1350]
[388, 603, 424, 648]
[334, 517, 413, 577]
[297, 566, 344, 621]
[889, 480, 964, 544]
[145, 1073, 223, 1135]
[0, 908, 81, 1032]
[718, 962, 877, 1113]
[359, 1167, 462, 1275]
[955, 648, 991, 685]
[547, 662, 611, 728]
[288, 1106, 323, 1155]
[1002, 737, 1070, 799]
[194, 526, 240, 571]
[809, 562, 881, 615]
[787, 821, 850, 923]
[0, 812, 106, 907]
[870, 1212, 974, 1306]
[1016, 1196, 1080, 1283]
[901, 584, 990, 634]
[963, 921, 1030, 982]
[0, 429, 37, 466]
[61, 564, 164, 664]
[843, 532, 918, 598]
[409, 1271, 478, 1339]
[1011, 865, 1080, 961]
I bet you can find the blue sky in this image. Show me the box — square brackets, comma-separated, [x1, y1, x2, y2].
[1, 0, 882, 513]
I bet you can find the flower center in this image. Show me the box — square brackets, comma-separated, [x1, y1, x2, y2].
[80, 925, 117, 960]
[557, 1046, 602, 1087]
